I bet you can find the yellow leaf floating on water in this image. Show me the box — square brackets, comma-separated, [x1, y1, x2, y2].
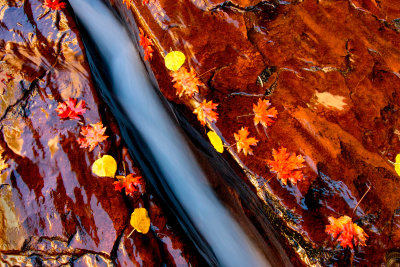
[164, 51, 185, 71]
[92, 155, 117, 177]
[130, 208, 150, 234]
[207, 131, 224, 153]
[395, 154, 400, 176]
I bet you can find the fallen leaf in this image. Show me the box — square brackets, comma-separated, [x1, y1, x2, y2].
[267, 147, 305, 185]
[207, 131, 224, 153]
[114, 174, 144, 196]
[395, 154, 400, 176]
[326, 215, 368, 249]
[193, 99, 218, 126]
[130, 208, 151, 234]
[253, 98, 278, 128]
[48, 135, 59, 158]
[139, 28, 154, 61]
[77, 122, 108, 152]
[92, 155, 117, 177]
[165, 51, 185, 71]
[44, 0, 66, 10]
[122, 0, 130, 8]
[171, 67, 202, 98]
[56, 98, 86, 120]
[234, 127, 259, 156]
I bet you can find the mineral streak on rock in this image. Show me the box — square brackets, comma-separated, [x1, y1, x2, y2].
[114, 0, 400, 265]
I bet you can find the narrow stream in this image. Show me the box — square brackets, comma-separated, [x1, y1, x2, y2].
[69, 0, 274, 266]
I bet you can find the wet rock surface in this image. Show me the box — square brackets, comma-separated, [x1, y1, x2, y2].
[0, 1, 204, 266]
[111, 0, 400, 265]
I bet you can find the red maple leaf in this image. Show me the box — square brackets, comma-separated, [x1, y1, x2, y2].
[139, 28, 154, 61]
[253, 98, 278, 128]
[171, 67, 203, 98]
[77, 122, 108, 152]
[113, 174, 144, 196]
[143, 0, 149, 4]
[267, 147, 305, 185]
[326, 215, 368, 249]
[44, 0, 66, 10]
[56, 98, 87, 120]
[234, 127, 259, 156]
[193, 99, 218, 126]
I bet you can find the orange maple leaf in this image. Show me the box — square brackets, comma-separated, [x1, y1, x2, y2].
[77, 122, 108, 152]
[234, 127, 259, 156]
[114, 174, 144, 196]
[326, 215, 368, 249]
[267, 147, 305, 185]
[122, 0, 130, 8]
[139, 28, 154, 61]
[193, 99, 218, 126]
[170, 67, 203, 98]
[253, 98, 278, 128]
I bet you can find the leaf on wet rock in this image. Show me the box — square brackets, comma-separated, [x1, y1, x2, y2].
[139, 28, 154, 61]
[165, 51, 185, 71]
[267, 147, 305, 185]
[171, 67, 203, 98]
[114, 174, 145, 196]
[207, 131, 224, 153]
[44, 0, 66, 10]
[130, 208, 151, 234]
[253, 98, 278, 128]
[193, 99, 218, 126]
[394, 154, 400, 176]
[325, 215, 368, 249]
[92, 155, 117, 177]
[234, 127, 259, 156]
[77, 122, 108, 152]
[56, 98, 87, 120]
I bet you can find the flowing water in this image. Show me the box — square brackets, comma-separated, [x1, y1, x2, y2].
[68, 0, 276, 265]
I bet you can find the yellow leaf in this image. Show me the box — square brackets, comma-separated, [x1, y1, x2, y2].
[207, 131, 224, 153]
[164, 51, 185, 71]
[130, 208, 150, 234]
[92, 155, 117, 177]
[395, 154, 400, 176]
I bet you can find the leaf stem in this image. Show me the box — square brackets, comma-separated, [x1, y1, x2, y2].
[198, 67, 216, 77]
[236, 113, 254, 119]
[352, 185, 371, 215]
[127, 228, 135, 238]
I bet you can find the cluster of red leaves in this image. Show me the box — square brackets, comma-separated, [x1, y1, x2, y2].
[77, 122, 108, 152]
[326, 215, 368, 249]
[143, 0, 149, 4]
[267, 147, 305, 185]
[56, 98, 87, 120]
[193, 99, 218, 126]
[171, 67, 203, 98]
[114, 174, 144, 196]
[253, 99, 278, 128]
[44, 0, 66, 10]
[234, 127, 259, 156]
[139, 28, 154, 61]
